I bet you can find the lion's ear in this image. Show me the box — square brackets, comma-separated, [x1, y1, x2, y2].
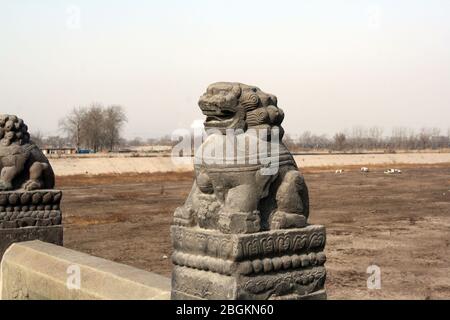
[15, 119, 24, 131]
[246, 108, 269, 127]
[267, 105, 284, 126]
[277, 108, 285, 124]
[269, 95, 278, 106]
[240, 91, 260, 112]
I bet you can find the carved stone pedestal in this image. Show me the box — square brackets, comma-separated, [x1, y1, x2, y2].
[171, 225, 326, 300]
[0, 190, 63, 260]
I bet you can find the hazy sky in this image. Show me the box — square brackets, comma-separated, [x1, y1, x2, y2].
[1, 0, 449, 139]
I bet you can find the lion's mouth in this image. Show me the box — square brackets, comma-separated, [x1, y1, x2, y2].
[203, 109, 237, 127]
[205, 110, 235, 121]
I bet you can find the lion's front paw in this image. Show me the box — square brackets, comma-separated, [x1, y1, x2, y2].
[173, 206, 195, 227]
[22, 180, 42, 191]
[270, 211, 306, 230]
[0, 180, 13, 191]
[218, 210, 261, 234]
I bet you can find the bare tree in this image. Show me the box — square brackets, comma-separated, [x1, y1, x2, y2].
[30, 130, 44, 147]
[45, 136, 67, 149]
[283, 133, 297, 151]
[418, 128, 433, 149]
[60, 104, 127, 152]
[349, 126, 367, 149]
[146, 135, 176, 146]
[406, 128, 417, 150]
[448, 128, 450, 147]
[391, 127, 408, 149]
[83, 104, 105, 152]
[333, 133, 346, 151]
[128, 137, 144, 147]
[59, 107, 86, 151]
[296, 131, 330, 150]
[103, 105, 127, 151]
[368, 126, 383, 149]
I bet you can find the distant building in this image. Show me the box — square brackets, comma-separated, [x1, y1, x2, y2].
[41, 147, 77, 155]
[77, 149, 95, 154]
[129, 145, 172, 153]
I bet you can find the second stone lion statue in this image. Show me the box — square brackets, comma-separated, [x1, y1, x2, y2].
[174, 82, 309, 234]
[0, 114, 54, 191]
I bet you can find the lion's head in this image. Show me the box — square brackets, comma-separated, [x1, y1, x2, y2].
[0, 114, 31, 146]
[198, 82, 285, 137]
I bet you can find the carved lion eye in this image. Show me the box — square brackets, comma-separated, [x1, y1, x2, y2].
[5, 121, 14, 131]
[5, 131, 14, 139]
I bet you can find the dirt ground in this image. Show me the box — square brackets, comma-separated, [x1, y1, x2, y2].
[57, 164, 450, 300]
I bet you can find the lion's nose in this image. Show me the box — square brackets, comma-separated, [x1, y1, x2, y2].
[199, 101, 218, 112]
[199, 96, 223, 110]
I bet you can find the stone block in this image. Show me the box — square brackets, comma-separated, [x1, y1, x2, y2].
[0, 190, 63, 260]
[171, 225, 327, 300]
[0, 240, 171, 300]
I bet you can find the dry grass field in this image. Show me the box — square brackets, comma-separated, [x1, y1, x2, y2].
[49, 152, 450, 176]
[58, 164, 450, 300]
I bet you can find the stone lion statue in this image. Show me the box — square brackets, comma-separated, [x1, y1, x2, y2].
[0, 114, 54, 191]
[174, 82, 309, 234]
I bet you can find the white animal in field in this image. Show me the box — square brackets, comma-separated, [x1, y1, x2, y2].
[361, 167, 369, 172]
[384, 168, 402, 174]
[335, 169, 344, 174]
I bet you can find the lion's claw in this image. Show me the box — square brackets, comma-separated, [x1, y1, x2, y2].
[0, 180, 13, 191]
[270, 211, 306, 229]
[22, 180, 42, 191]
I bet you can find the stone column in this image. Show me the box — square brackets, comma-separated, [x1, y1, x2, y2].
[0, 114, 63, 260]
[171, 83, 327, 300]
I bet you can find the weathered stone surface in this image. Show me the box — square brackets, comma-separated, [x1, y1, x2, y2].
[172, 266, 326, 300]
[171, 225, 327, 300]
[0, 190, 62, 228]
[172, 225, 326, 263]
[0, 115, 63, 258]
[171, 83, 327, 300]
[0, 189, 63, 260]
[0, 225, 62, 261]
[0, 240, 171, 300]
